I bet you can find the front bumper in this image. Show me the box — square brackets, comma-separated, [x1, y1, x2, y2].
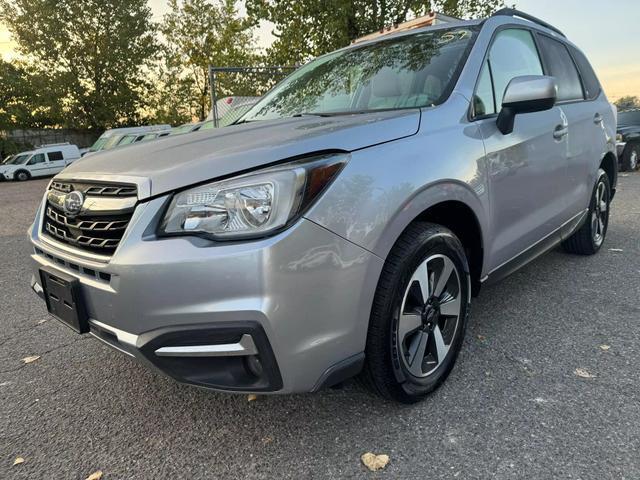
[29, 195, 383, 394]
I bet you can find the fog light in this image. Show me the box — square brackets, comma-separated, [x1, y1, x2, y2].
[245, 355, 263, 377]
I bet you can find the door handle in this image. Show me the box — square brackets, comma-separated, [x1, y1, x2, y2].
[594, 113, 603, 125]
[553, 125, 568, 140]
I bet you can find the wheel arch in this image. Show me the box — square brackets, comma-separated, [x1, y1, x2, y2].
[600, 151, 617, 198]
[376, 181, 488, 297]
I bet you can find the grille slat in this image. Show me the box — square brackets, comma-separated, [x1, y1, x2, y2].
[43, 181, 137, 256]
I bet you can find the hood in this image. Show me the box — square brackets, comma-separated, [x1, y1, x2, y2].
[60, 110, 421, 198]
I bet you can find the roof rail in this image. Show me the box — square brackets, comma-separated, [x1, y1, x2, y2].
[491, 8, 566, 38]
[37, 142, 71, 148]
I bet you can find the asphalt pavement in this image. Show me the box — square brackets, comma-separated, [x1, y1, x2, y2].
[1, 174, 639, 479]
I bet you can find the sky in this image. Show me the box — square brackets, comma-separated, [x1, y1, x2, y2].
[1, 0, 638, 100]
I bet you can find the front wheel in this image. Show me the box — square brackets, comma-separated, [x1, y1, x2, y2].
[15, 170, 30, 182]
[362, 222, 470, 404]
[562, 168, 611, 255]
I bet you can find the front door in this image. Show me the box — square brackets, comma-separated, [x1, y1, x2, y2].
[26, 153, 48, 178]
[473, 28, 572, 271]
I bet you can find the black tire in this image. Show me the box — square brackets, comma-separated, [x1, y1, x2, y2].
[562, 168, 610, 255]
[361, 222, 471, 404]
[621, 143, 639, 172]
[15, 170, 30, 182]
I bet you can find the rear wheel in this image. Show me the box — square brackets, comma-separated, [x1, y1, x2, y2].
[362, 222, 470, 404]
[15, 170, 30, 182]
[562, 168, 610, 255]
[621, 144, 638, 172]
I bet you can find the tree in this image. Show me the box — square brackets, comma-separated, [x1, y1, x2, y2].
[0, 0, 158, 130]
[157, 0, 258, 122]
[0, 59, 31, 130]
[615, 96, 640, 111]
[247, 0, 504, 65]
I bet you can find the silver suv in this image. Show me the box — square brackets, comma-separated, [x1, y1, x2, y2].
[28, 9, 617, 403]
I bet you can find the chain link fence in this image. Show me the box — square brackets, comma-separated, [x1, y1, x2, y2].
[208, 66, 296, 127]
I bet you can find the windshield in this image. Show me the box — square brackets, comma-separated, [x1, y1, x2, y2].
[89, 137, 109, 152]
[2, 155, 14, 164]
[241, 26, 478, 122]
[171, 124, 197, 135]
[6, 154, 31, 165]
[117, 134, 137, 146]
[618, 111, 640, 126]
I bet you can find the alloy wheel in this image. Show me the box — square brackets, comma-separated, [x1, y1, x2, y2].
[396, 254, 462, 378]
[591, 179, 608, 247]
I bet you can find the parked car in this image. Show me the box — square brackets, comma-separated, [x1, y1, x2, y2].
[616, 109, 640, 171]
[86, 125, 171, 155]
[169, 122, 205, 136]
[1, 143, 81, 181]
[28, 9, 617, 403]
[207, 96, 260, 127]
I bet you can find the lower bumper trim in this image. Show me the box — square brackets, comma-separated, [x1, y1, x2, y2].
[154, 334, 258, 357]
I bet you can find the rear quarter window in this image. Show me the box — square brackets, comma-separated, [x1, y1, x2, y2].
[568, 46, 601, 100]
[47, 151, 64, 161]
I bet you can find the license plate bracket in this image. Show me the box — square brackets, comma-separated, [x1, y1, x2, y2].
[39, 266, 89, 334]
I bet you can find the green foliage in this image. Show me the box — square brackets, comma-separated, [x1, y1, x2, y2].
[615, 96, 640, 111]
[246, 0, 504, 65]
[0, 0, 158, 129]
[153, 0, 258, 122]
[0, 59, 31, 130]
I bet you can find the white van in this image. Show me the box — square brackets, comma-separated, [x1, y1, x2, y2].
[86, 125, 171, 155]
[0, 143, 81, 181]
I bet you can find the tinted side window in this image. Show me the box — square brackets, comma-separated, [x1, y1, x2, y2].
[538, 35, 583, 102]
[489, 29, 543, 107]
[568, 46, 601, 100]
[47, 151, 63, 161]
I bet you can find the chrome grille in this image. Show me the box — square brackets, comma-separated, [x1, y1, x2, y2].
[51, 181, 137, 197]
[42, 181, 137, 255]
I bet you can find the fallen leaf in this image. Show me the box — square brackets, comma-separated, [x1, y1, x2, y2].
[247, 394, 257, 402]
[22, 356, 40, 364]
[361, 452, 390, 471]
[262, 436, 273, 445]
[37, 318, 48, 325]
[13, 457, 25, 466]
[574, 368, 596, 379]
[600, 345, 611, 351]
[608, 248, 624, 252]
[85, 471, 103, 480]
[477, 334, 486, 341]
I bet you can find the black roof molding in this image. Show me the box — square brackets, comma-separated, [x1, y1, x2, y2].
[491, 8, 566, 38]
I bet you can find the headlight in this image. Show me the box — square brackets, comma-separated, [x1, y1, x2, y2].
[160, 154, 349, 240]
[616, 133, 623, 143]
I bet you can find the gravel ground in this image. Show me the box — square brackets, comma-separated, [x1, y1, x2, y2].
[1, 174, 639, 480]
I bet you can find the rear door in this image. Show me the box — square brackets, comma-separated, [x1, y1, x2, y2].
[45, 150, 66, 174]
[536, 35, 610, 215]
[473, 27, 572, 270]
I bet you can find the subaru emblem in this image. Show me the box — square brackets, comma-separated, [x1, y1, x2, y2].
[63, 190, 84, 216]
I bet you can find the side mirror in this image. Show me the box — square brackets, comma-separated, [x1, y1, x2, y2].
[497, 75, 557, 135]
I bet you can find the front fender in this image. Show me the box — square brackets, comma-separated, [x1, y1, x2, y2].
[305, 131, 490, 275]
